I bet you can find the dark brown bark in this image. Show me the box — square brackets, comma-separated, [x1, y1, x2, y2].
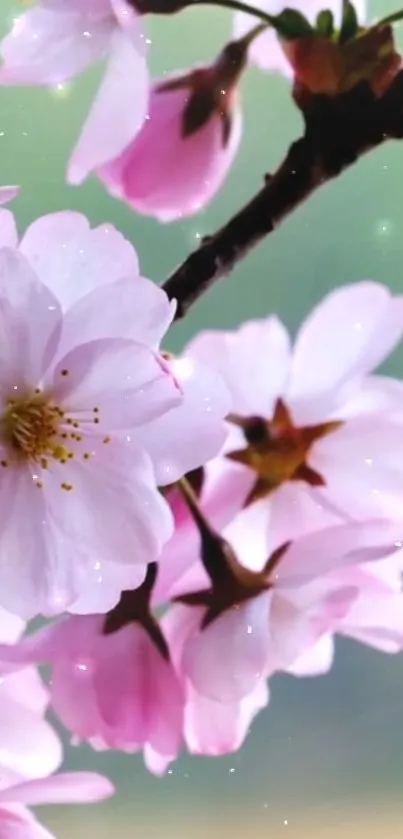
[163, 71, 403, 319]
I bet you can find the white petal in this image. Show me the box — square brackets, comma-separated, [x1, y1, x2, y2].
[289, 283, 403, 416]
[44, 442, 173, 568]
[188, 316, 291, 418]
[0, 249, 62, 395]
[50, 338, 181, 429]
[135, 355, 230, 485]
[0, 8, 113, 86]
[59, 276, 175, 357]
[20, 212, 139, 310]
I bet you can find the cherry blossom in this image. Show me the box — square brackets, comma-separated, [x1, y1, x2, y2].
[187, 283, 403, 550]
[0, 0, 148, 184]
[97, 40, 245, 221]
[0, 566, 184, 776]
[165, 518, 403, 702]
[4, 210, 230, 493]
[0, 771, 113, 839]
[233, 0, 366, 77]
[0, 246, 183, 618]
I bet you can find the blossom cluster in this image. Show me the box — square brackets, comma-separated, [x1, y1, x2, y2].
[0, 0, 402, 835]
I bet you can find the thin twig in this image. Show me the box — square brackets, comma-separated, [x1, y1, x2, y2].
[163, 72, 403, 319]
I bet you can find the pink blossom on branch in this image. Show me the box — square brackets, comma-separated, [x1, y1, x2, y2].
[0, 249, 175, 618]
[0, 566, 185, 776]
[187, 282, 403, 555]
[9, 210, 231, 492]
[0, 212, 230, 618]
[97, 39, 245, 221]
[167, 519, 403, 704]
[233, 0, 367, 77]
[0, 1, 148, 184]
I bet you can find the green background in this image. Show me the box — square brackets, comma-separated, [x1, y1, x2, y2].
[2, 1, 403, 837]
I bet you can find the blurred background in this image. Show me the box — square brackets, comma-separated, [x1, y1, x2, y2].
[2, 0, 403, 836]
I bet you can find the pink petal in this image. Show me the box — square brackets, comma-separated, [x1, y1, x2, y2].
[185, 680, 268, 756]
[20, 212, 139, 311]
[98, 83, 241, 221]
[59, 276, 175, 359]
[68, 28, 148, 185]
[0, 188, 19, 207]
[0, 8, 113, 86]
[0, 774, 114, 806]
[0, 212, 18, 249]
[67, 559, 146, 615]
[276, 520, 403, 588]
[0, 249, 62, 395]
[311, 415, 403, 519]
[0, 691, 62, 783]
[44, 442, 173, 570]
[288, 282, 403, 417]
[287, 633, 335, 677]
[0, 610, 24, 645]
[135, 354, 230, 485]
[94, 625, 184, 761]
[0, 805, 55, 839]
[188, 316, 291, 418]
[50, 338, 180, 429]
[182, 592, 272, 702]
[0, 469, 78, 618]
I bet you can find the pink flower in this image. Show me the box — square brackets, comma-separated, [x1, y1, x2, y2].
[233, 0, 366, 77]
[188, 283, 403, 550]
[166, 519, 403, 702]
[0, 608, 61, 786]
[0, 569, 185, 776]
[0, 1, 148, 184]
[97, 43, 244, 221]
[0, 770, 113, 839]
[0, 212, 229, 618]
[8, 211, 230, 495]
[0, 247, 181, 618]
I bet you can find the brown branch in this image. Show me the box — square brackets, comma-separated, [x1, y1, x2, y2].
[163, 71, 403, 319]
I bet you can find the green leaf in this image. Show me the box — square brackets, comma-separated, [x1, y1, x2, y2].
[274, 8, 315, 40]
[315, 9, 334, 37]
[339, 1, 359, 43]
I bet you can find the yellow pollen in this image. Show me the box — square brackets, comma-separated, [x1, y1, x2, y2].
[1, 394, 77, 465]
[83, 453, 91, 460]
[36, 481, 43, 489]
[61, 369, 69, 376]
[93, 418, 100, 425]
[61, 482, 73, 491]
[93, 407, 99, 413]
[103, 436, 111, 444]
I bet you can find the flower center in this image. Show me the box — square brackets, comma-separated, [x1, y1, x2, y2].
[227, 398, 342, 506]
[0, 382, 109, 490]
[1, 392, 69, 463]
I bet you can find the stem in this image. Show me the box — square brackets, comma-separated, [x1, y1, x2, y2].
[377, 7, 403, 27]
[164, 72, 403, 318]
